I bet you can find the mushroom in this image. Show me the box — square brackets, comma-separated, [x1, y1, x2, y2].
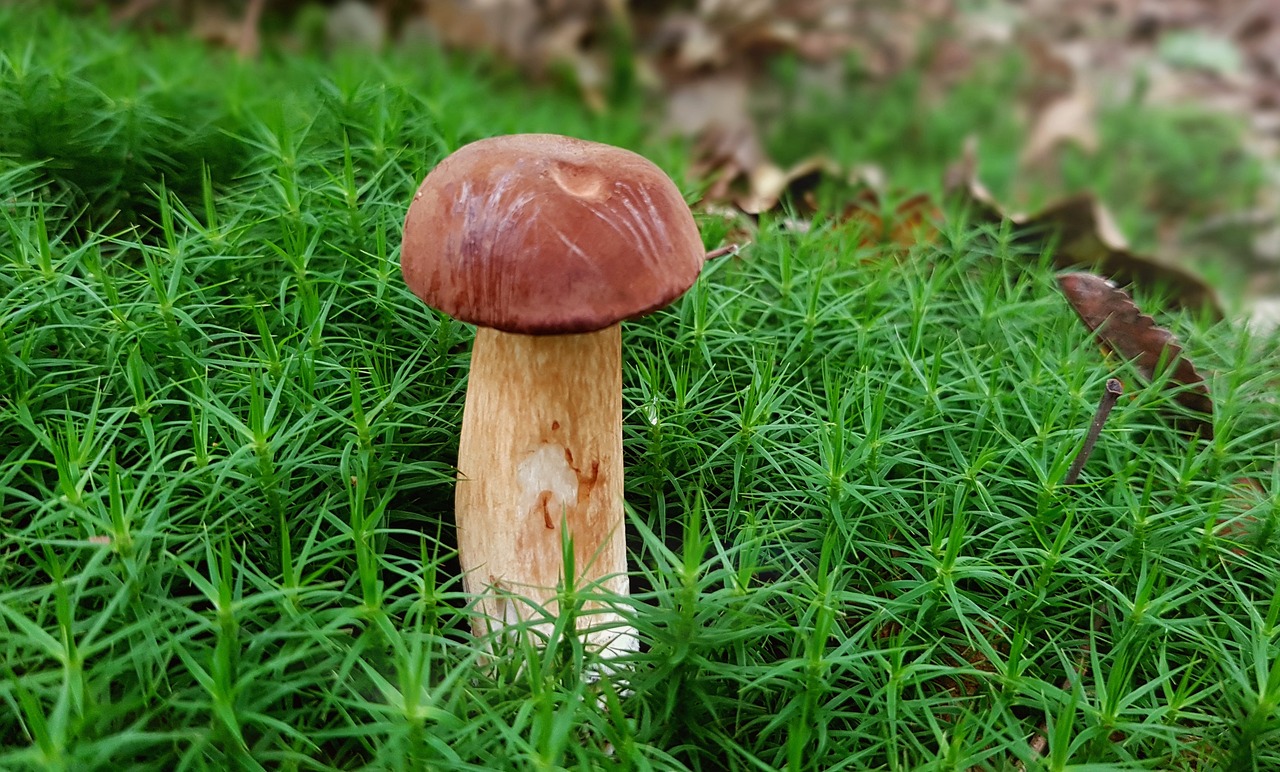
[401, 134, 704, 656]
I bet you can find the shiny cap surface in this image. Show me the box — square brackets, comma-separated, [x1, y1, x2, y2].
[401, 134, 704, 334]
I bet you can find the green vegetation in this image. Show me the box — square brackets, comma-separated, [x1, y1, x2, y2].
[3, 7, 1279, 770]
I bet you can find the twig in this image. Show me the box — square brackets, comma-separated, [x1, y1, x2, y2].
[1018, 386, 1124, 768]
[1063, 378, 1123, 485]
[704, 243, 743, 261]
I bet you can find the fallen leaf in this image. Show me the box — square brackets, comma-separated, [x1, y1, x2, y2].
[654, 11, 727, 73]
[1016, 33, 1077, 113]
[536, 17, 607, 112]
[423, 0, 540, 61]
[836, 189, 942, 251]
[699, 203, 759, 254]
[111, 0, 163, 27]
[1058, 271, 1214, 438]
[735, 156, 832, 215]
[946, 141, 1223, 316]
[943, 136, 1005, 221]
[665, 73, 765, 205]
[1021, 87, 1099, 165]
[1025, 196, 1221, 314]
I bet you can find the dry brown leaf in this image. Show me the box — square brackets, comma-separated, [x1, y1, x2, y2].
[685, 122, 764, 205]
[653, 11, 727, 74]
[1021, 88, 1100, 165]
[111, 0, 162, 26]
[836, 190, 942, 252]
[1058, 271, 1214, 437]
[946, 143, 1223, 316]
[700, 203, 759, 253]
[1026, 197, 1221, 314]
[423, 0, 540, 61]
[668, 72, 837, 215]
[536, 17, 607, 111]
[664, 74, 755, 142]
[943, 136, 1005, 219]
[188, 2, 245, 51]
[1247, 296, 1280, 336]
[1017, 33, 1078, 112]
[735, 156, 832, 215]
[919, 35, 980, 102]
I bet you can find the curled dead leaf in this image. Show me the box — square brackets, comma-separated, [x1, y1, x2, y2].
[735, 156, 832, 215]
[1026, 196, 1221, 315]
[1058, 271, 1214, 438]
[947, 141, 1222, 316]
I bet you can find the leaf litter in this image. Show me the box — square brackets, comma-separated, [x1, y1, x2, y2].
[1058, 271, 1214, 438]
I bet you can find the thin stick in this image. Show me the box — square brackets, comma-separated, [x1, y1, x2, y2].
[704, 243, 743, 261]
[1019, 382, 1123, 768]
[1063, 378, 1123, 485]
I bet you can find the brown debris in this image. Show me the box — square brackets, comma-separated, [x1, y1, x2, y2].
[1058, 271, 1214, 437]
[1025, 196, 1221, 315]
[947, 142, 1223, 316]
[836, 190, 943, 252]
[1021, 87, 1100, 166]
[734, 156, 833, 216]
[97, 1, 1277, 319]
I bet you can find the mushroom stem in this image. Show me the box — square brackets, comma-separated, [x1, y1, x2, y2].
[456, 324, 634, 656]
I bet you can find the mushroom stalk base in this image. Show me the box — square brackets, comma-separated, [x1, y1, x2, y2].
[456, 324, 634, 657]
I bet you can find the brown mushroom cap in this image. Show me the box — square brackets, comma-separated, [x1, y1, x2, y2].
[401, 134, 705, 335]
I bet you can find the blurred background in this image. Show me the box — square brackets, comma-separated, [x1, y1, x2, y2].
[25, 0, 1280, 326]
